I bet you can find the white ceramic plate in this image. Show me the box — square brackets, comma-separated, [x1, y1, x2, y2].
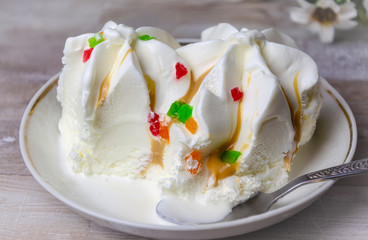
[20, 73, 357, 239]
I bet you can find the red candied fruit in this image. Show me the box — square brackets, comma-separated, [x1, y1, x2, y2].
[148, 112, 160, 137]
[175, 62, 188, 80]
[231, 87, 244, 101]
[149, 124, 160, 136]
[148, 112, 171, 141]
[83, 48, 94, 63]
[148, 111, 160, 124]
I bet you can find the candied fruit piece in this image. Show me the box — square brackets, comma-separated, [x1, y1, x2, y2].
[159, 123, 170, 142]
[83, 48, 94, 63]
[177, 104, 192, 123]
[148, 111, 159, 124]
[148, 112, 160, 137]
[185, 150, 202, 175]
[190, 150, 201, 161]
[185, 117, 197, 134]
[175, 62, 188, 79]
[167, 101, 193, 124]
[138, 34, 156, 41]
[88, 33, 105, 48]
[231, 87, 244, 101]
[149, 122, 160, 136]
[220, 150, 241, 164]
[167, 101, 184, 118]
[152, 121, 160, 130]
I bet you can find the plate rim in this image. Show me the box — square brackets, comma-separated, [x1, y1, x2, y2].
[19, 72, 358, 238]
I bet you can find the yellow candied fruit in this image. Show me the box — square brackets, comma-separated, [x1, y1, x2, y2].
[185, 117, 197, 134]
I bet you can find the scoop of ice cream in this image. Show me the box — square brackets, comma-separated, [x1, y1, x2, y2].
[57, 22, 322, 209]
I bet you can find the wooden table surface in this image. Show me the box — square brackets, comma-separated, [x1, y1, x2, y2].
[1, 0, 368, 239]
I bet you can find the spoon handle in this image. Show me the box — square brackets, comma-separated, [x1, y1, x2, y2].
[267, 158, 368, 210]
[305, 158, 368, 181]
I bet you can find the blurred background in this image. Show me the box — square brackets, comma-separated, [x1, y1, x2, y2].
[1, 0, 367, 82]
[2, 0, 367, 153]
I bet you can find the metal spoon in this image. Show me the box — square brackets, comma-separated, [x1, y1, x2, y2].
[156, 158, 368, 225]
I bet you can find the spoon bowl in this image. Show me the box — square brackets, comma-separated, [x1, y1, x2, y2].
[157, 158, 368, 225]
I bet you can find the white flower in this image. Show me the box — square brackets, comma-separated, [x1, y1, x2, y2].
[289, 0, 358, 43]
[364, 0, 368, 14]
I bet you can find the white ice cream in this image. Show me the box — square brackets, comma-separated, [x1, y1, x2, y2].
[57, 21, 190, 177]
[57, 22, 322, 214]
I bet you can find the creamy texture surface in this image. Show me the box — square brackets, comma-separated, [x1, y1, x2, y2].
[57, 22, 190, 177]
[57, 22, 322, 221]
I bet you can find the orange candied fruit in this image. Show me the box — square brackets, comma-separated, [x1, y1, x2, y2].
[185, 117, 197, 134]
[185, 150, 202, 175]
[189, 150, 201, 161]
[159, 123, 170, 143]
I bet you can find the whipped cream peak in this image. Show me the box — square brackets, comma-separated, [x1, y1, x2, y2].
[201, 23, 239, 41]
[134, 38, 191, 114]
[261, 27, 298, 48]
[229, 30, 265, 46]
[136, 26, 181, 49]
[102, 21, 137, 45]
[190, 43, 245, 152]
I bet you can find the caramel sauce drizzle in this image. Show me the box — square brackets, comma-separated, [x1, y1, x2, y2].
[180, 65, 243, 186]
[144, 74, 156, 111]
[207, 76, 247, 187]
[141, 73, 164, 175]
[96, 48, 133, 108]
[293, 72, 302, 145]
[148, 137, 165, 169]
[284, 71, 302, 171]
[207, 153, 238, 187]
[180, 67, 213, 103]
[145, 119, 174, 175]
[143, 67, 214, 175]
[142, 73, 169, 174]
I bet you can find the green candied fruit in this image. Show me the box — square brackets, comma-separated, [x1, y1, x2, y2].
[177, 104, 192, 124]
[138, 34, 156, 41]
[88, 33, 105, 48]
[167, 101, 184, 119]
[220, 150, 241, 164]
